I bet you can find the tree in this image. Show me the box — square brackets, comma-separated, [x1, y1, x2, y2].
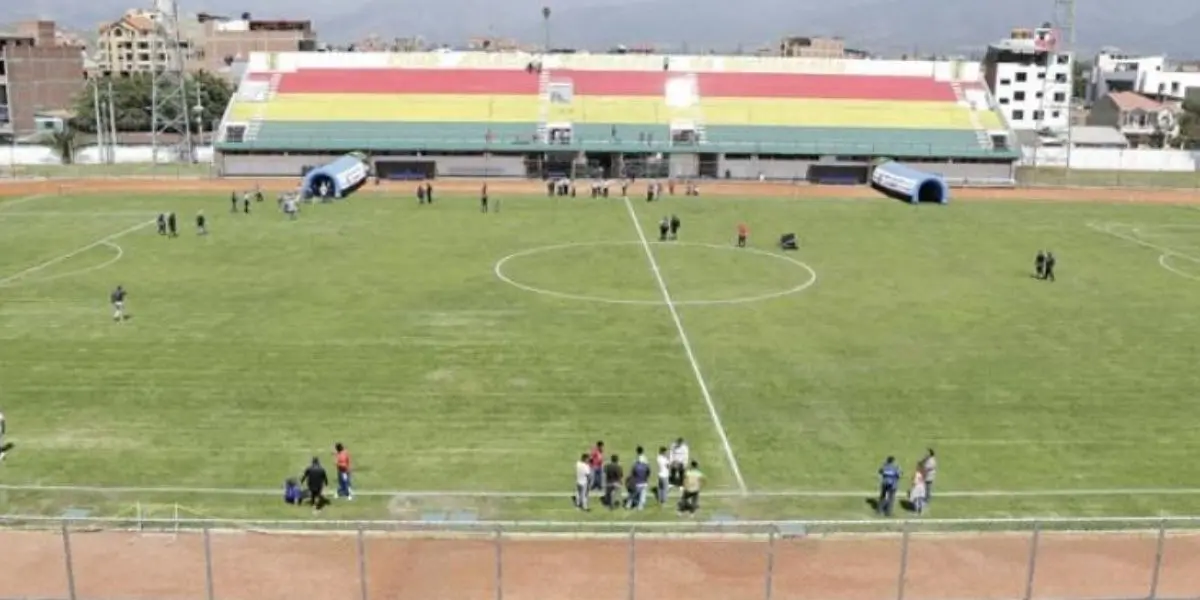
[1177, 98, 1200, 148]
[1072, 59, 1090, 104]
[43, 128, 79, 165]
[70, 72, 234, 134]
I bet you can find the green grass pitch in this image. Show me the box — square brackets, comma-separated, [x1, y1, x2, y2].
[2, 189, 1200, 521]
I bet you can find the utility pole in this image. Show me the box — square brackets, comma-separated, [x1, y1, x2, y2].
[91, 78, 107, 164]
[1055, 0, 1077, 172]
[107, 79, 118, 164]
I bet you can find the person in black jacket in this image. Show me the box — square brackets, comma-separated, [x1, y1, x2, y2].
[603, 455, 624, 510]
[1044, 252, 1057, 282]
[301, 457, 329, 511]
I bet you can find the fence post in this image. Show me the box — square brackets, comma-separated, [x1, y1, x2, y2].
[203, 526, 215, 600]
[357, 527, 369, 600]
[764, 526, 777, 600]
[1023, 521, 1041, 600]
[494, 526, 504, 600]
[628, 527, 637, 600]
[895, 521, 911, 600]
[1147, 519, 1167, 600]
[60, 522, 78, 600]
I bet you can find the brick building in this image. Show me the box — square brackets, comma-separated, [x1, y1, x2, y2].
[1, 21, 86, 138]
[197, 16, 316, 76]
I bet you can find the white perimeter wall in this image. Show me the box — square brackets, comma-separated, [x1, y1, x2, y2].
[0, 145, 215, 166]
[1020, 147, 1200, 171]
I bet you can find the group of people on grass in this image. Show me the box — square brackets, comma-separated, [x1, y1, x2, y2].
[877, 448, 937, 517]
[574, 438, 704, 515]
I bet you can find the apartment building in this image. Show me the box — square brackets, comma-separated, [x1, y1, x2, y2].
[982, 26, 1073, 132]
[1087, 49, 1200, 104]
[93, 9, 198, 75]
[0, 21, 86, 138]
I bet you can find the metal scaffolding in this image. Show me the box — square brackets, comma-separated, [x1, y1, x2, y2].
[150, 0, 196, 164]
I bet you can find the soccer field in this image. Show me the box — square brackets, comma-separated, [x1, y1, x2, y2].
[2, 188, 1200, 521]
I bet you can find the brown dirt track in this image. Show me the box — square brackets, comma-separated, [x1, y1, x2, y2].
[3, 177, 1200, 600]
[2, 528, 1200, 600]
[2, 177, 1200, 204]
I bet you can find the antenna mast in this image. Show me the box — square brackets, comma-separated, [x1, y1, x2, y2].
[150, 0, 196, 163]
[1054, 0, 1076, 169]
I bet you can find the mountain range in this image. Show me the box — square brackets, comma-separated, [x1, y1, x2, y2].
[8, 0, 1200, 58]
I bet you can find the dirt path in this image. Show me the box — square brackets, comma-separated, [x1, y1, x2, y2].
[2, 528, 1198, 600]
[1, 177, 1198, 204]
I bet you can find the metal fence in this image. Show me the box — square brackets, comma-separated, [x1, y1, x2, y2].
[2, 516, 1199, 600]
[0, 162, 218, 180]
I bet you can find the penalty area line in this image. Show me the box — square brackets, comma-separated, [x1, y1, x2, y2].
[0, 219, 154, 287]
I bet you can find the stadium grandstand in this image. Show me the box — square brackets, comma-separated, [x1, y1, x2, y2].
[214, 51, 1020, 182]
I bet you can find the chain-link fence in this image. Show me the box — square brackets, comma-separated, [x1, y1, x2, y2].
[1, 516, 1198, 600]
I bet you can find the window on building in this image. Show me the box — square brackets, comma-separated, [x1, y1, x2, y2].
[1033, 110, 1044, 121]
[1172, 81, 1181, 92]
[1037, 72, 1046, 80]
[1051, 110, 1061, 118]
[1055, 73, 1068, 83]
[999, 97, 1010, 104]
[1013, 109, 1025, 121]
[1035, 92, 1043, 99]
[1000, 78, 1012, 85]
[1053, 92, 1066, 102]
[1015, 72, 1028, 82]
[1057, 53, 1071, 65]
[1014, 91, 1026, 101]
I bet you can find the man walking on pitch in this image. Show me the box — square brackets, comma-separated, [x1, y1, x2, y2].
[334, 442, 353, 500]
[737, 223, 749, 248]
[167, 212, 178, 237]
[110, 285, 127, 322]
[877, 456, 901, 517]
[1044, 251, 1057, 282]
[1035, 250, 1046, 279]
[196, 211, 208, 235]
[301, 456, 329, 512]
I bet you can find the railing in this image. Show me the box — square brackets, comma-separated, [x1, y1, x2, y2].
[1, 515, 1199, 600]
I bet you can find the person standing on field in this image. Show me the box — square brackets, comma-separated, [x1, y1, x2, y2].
[877, 456, 901, 517]
[737, 223, 749, 248]
[603, 455, 624, 510]
[656, 446, 670, 505]
[573, 453, 591, 511]
[920, 449, 937, 502]
[669, 438, 689, 488]
[0, 410, 7, 461]
[677, 460, 704, 515]
[589, 441, 605, 491]
[334, 442, 353, 500]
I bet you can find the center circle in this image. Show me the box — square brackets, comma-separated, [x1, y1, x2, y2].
[493, 241, 817, 306]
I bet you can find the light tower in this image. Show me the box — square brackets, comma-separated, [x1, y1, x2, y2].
[150, 0, 196, 163]
[1053, 0, 1077, 167]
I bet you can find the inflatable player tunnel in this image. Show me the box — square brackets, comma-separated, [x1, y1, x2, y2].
[870, 160, 949, 205]
[301, 152, 370, 199]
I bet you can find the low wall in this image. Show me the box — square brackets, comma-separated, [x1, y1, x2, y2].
[1022, 147, 1200, 172]
[0, 145, 214, 166]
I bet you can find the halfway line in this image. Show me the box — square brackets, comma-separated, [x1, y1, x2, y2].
[622, 197, 748, 494]
[0, 219, 154, 287]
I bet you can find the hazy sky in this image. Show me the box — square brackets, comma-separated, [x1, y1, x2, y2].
[11, 0, 1200, 57]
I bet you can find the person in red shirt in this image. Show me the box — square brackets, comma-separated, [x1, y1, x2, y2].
[589, 441, 605, 491]
[737, 223, 749, 248]
[334, 442, 353, 500]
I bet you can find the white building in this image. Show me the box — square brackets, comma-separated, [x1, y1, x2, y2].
[1087, 49, 1200, 104]
[982, 26, 1073, 132]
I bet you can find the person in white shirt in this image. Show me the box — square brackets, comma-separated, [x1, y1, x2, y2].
[656, 446, 670, 505]
[909, 469, 927, 515]
[920, 449, 937, 502]
[573, 453, 591, 511]
[668, 438, 689, 488]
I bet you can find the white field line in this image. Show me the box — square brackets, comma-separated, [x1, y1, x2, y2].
[0, 219, 153, 287]
[622, 197, 748, 495]
[1158, 254, 1200, 281]
[0, 193, 48, 212]
[7, 482, 1200, 499]
[1087, 222, 1200, 263]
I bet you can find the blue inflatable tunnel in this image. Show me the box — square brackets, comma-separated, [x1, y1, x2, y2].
[870, 161, 950, 205]
[302, 153, 370, 199]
